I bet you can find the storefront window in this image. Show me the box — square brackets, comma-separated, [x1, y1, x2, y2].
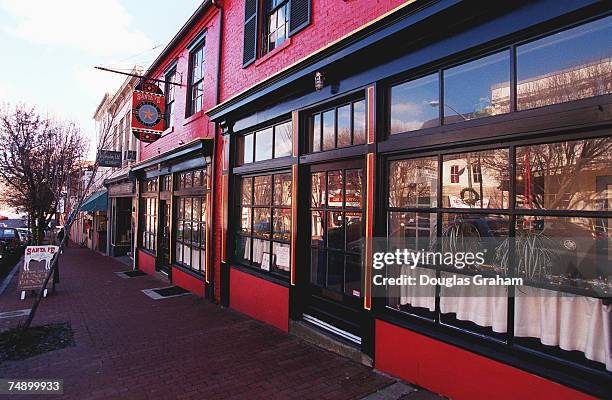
[141, 197, 157, 253]
[235, 172, 292, 276]
[309, 99, 368, 152]
[175, 196, 206, 274]
[389, 73, 439, 134]
[174, 168, 209, 274]
[442, 149, 510, 209]
[517, 15, 612, 110]
[385, 136, 611, 372]
[443, 50, 511, 123]
[515, 137, 612, 211]
[237, 120, 293, 165]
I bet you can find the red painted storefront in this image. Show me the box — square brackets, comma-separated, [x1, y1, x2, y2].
[126, 1, 611, 398]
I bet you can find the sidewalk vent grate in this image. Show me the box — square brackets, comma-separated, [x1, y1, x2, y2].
[141, 286, 190, 300]
[124, 270, 147, 277]
[153, 286, 188, 297]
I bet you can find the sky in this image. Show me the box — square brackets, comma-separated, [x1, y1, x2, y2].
[0, 0, 202, 158]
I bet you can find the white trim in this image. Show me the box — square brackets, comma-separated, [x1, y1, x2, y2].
[303, 314, 361, 345]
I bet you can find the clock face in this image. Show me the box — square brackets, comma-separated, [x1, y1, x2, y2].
[135, 102, 162, 127]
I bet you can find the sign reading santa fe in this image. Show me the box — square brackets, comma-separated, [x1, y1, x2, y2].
[131, 80, 165, 143]
[18, 245, 59, 291]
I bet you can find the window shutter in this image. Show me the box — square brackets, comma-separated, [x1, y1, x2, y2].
[242, 0, 259, 67]
[289, 0, 311, 36]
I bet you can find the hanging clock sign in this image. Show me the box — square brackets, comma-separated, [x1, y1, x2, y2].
[132, 81, 165, 143]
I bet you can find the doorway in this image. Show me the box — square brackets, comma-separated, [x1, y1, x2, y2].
[306, 160, 365, 343]
[158, 200, 171, 275]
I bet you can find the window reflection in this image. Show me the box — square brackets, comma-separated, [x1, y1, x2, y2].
[273, 173, 292, 206]
[255, 128, 273, 162]
[345, 169, 363, 208]
[516, 138, 612, 211]
[353, 100, 366, 145]
[327, 170, 343, 207]
[442, 149, 510, 209]
[390, 73, 439, 134]
[444, 51, 510, 123]
[389, 157, 438, 208]
[322, 110, 335, 151]
[311, 172, 326, 208]
[337, 104, 351, 148]
[517, 16, 612, 110]
[253, 175, 272, 205]
[515, 216, 610, 291]
[274, 121, 293, 158]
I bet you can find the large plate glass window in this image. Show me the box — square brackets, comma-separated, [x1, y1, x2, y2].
[517, 15, 612, 110]
[236, 172, 292, 277]
[443, 51, 510, 123]
[384, 136, 612, 373]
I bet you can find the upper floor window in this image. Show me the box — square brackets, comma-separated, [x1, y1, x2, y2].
[262, 0, 289, 56]
[242, 0, 311, 67]
[237, 120, 292, 165]
[188, 42, 205, 115]
[164, 68, 176, 130]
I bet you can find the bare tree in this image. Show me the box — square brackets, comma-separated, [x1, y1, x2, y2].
[0, 104, 86, 244]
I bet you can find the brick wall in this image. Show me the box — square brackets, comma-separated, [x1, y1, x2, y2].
[219, 0, 409, 102]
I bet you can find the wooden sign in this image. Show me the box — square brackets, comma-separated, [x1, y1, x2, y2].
[18, 246, 58, 298]
[131, 81, 165, 143]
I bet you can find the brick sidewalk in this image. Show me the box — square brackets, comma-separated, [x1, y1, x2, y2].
[0, 246, 396, 400]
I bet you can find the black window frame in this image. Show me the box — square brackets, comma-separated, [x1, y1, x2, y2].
[387, 14, 612, 138]
[234, 170, 293, 279]
[307, 98, 367, 154]
[164, 67, 177, 130]
[382, 132, 612, 379]
[187, 40, 206, 116]
[173, 168, 209, 275]
[261, 0, 290, 57]
[236, 119, 293, 166]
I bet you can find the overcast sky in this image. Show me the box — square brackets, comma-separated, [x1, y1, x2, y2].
[0, 0, 202, 158]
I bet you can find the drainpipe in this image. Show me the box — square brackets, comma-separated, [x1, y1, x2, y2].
[208, 0, 224, 303]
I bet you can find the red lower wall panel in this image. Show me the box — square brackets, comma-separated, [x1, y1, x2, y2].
[138, 250, 156, 275]
[230, 267, 289, 332]
[375, 320, 595, 400]
[172, 267, 205, 297]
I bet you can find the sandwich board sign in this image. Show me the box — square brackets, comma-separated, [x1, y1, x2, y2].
[18, 245, 58, 299]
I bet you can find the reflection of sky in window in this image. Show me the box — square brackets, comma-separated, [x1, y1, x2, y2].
[255, 128, 273, 161]
[444, 51, 510, 122]
[390, 73, 439, 134]
[517, 15, 612, 81]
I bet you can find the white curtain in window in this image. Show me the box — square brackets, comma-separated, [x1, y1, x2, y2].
[515, 286, 611, 371]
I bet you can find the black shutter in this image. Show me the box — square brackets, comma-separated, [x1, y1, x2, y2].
[242, 0, 259, 67]
[289, 0, 311, 36]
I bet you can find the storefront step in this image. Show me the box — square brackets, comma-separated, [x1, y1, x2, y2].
[289, 320, 373, 367]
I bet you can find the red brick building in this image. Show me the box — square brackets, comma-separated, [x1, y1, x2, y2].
[124, 1, 611, 398]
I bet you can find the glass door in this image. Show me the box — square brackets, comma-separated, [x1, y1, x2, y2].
[158, 200, 171, 275]
[307, 160, 364, 340]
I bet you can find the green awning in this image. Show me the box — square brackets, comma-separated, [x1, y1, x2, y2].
[80, 190, 108, 212]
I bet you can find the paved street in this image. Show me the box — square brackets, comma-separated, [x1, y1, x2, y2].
[0, 246, 423, 400]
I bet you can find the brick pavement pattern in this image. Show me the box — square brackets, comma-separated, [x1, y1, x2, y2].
[0, 246, 393, 400]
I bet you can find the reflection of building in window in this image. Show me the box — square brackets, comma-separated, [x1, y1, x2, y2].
[450, 165, 460, 183]
[491, 58, 612, 111]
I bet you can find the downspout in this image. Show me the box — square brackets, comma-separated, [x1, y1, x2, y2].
[209, 0, 224, 303]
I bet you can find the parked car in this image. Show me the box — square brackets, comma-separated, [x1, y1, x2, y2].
[16, 228, 31, 246]
[0, 228, 23, 255]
